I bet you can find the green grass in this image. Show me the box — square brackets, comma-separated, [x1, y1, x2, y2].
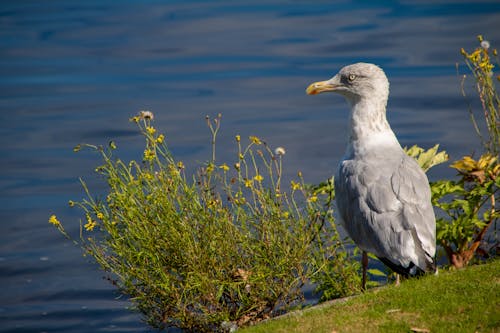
[241, 259, 500, 333]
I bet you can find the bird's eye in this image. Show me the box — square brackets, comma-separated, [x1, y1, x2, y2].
[348, 74, 356, 82]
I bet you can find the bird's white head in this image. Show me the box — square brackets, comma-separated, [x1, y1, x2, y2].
[306, 63, 389, 106]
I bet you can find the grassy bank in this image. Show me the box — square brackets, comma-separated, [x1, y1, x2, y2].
[241, 259, 499, 333]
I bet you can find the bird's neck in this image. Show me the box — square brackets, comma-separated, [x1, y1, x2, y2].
[347, 97, 400, 152]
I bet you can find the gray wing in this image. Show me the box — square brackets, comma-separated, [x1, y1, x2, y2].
[335, 152, 436, 274]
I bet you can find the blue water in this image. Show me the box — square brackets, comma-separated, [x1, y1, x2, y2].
[1, 1, 499, 331]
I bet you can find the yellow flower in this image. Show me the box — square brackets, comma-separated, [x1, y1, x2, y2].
[282, 211, 290, 219]
[96, 212, 104, 220]
[48, 215, 61, 227]
[156, 134, 165, 144]
[207, 199, 218, 209]
[130, 116, 140, 123]
[146, 126, 156, 135]
[220, 163, 230, 172]
[239, 153, 244, 160]
[291, 181, 301, 191]
[235, 135, 241, 142]
[249, 136, 262, 145]
[84, 215, 97, 231]
[254, 174, 264, 182]
[84, 221, 96, 231]
[308, 195, 318, 203]
[143, 149, 155, 161]
[206, 163, 214, 173]
[177, 161, 185, 170]
[468, 49, 481, 62]
[244, 179, 253, 188]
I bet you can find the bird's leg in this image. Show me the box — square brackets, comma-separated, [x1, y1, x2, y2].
[361, 251, 368, 291]
[395, 274, 400, 286]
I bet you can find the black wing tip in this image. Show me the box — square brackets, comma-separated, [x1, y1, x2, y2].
[378, 257, 436, 278]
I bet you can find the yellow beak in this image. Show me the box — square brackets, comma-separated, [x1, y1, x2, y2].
[306, 80, 339, 95]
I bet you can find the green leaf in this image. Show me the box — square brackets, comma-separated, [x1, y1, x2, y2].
[404, 144, 449, 172]
[367, 268, 387, 277]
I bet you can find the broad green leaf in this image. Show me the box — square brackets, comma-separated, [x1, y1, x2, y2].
[404, 144, 449, 172]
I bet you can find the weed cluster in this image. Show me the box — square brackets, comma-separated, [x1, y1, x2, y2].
[433, 36, 500, 268]
[51, 112, 359, 331]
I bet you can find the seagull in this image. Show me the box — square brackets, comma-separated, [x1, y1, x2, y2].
[306, 63, 436, 288]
